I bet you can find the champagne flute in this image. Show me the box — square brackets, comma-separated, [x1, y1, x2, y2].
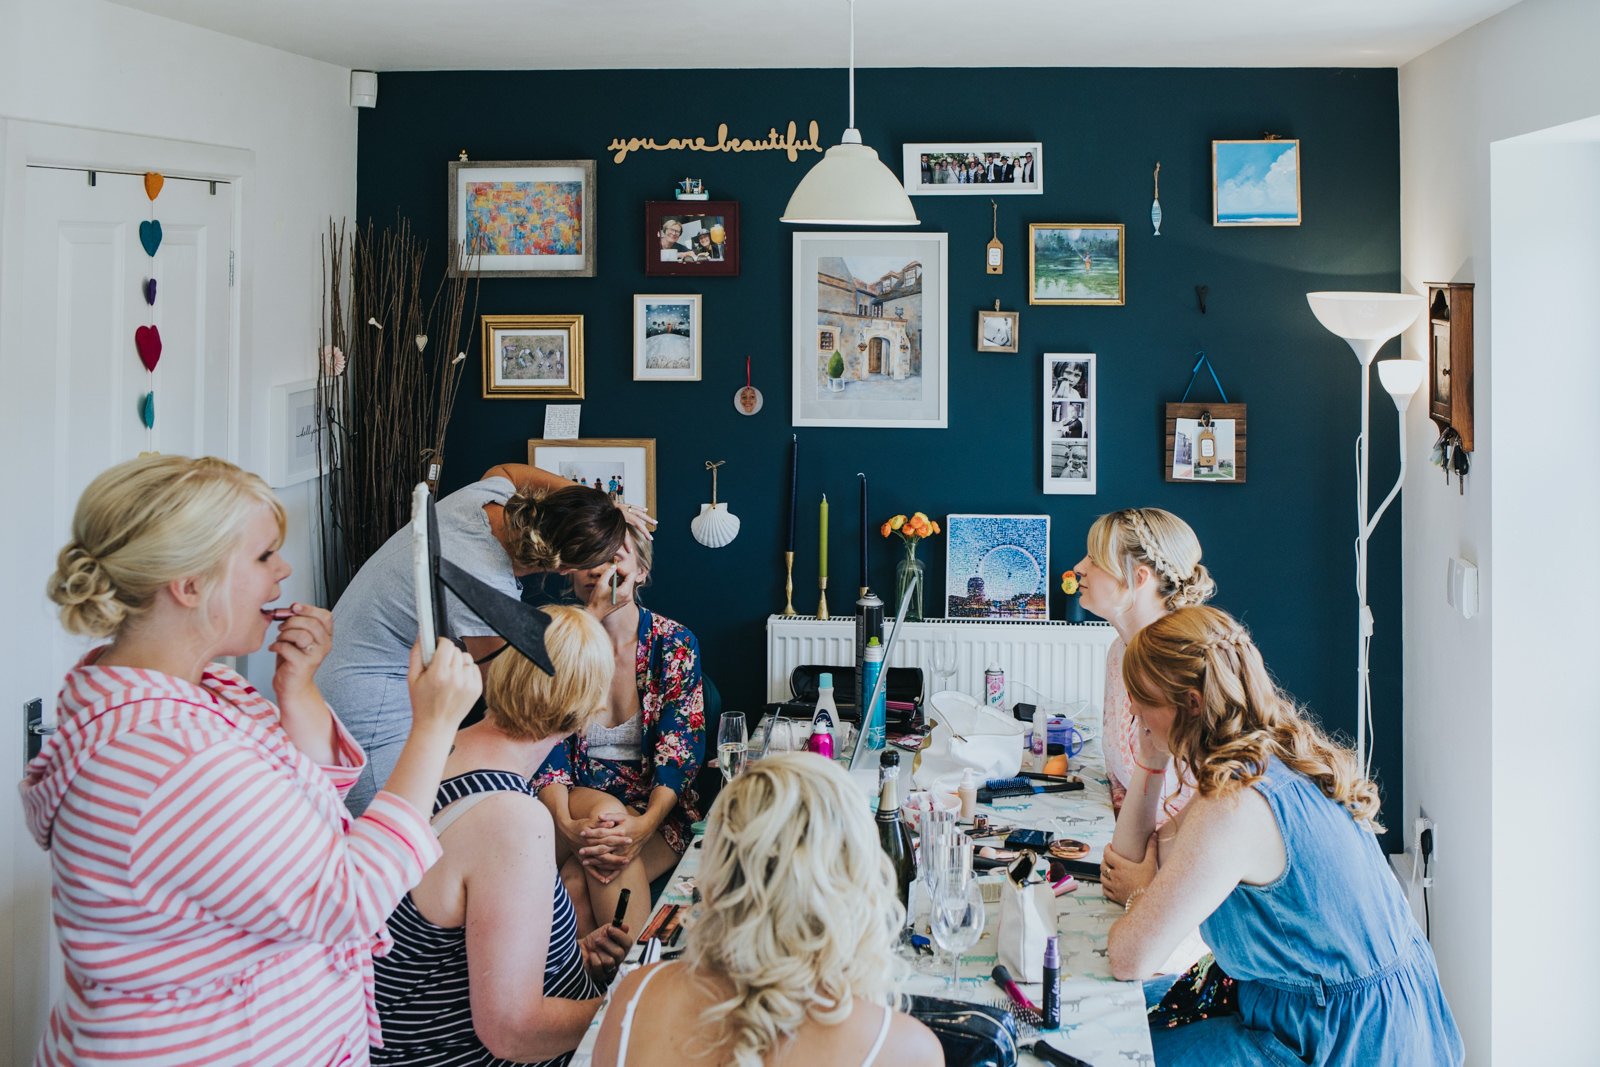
[931, 869, 986, 993]
[931, 639, 959, 692]
[717, 714, 748, 783]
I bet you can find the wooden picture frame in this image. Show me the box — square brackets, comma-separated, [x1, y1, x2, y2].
[448, 159, 596, 277]
[528, 437, 657, 516]
[1043, 353, 1096, 495]
[977, 308, 1019, 352]
[1212, 139, 1301, 227]
[481, 314, 584, 399]
[632, 294, 702, 381]
[1165, 402, 1248, 483]
[1028, 224, 1125, 306]
[644, 201, 740, 277]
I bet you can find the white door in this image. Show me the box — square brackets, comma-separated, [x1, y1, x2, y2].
[0, 164, 233, 1060]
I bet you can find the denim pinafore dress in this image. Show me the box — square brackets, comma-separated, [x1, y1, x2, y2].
[1152, 757, 1463, 1066]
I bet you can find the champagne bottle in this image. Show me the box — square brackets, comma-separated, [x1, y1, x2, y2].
[876, 764, 915, 916]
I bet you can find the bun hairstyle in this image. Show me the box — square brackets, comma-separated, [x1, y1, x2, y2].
[47, 455, 285, 639]
[1086, 507, 1215, 611]
[483, 606, 613, 740]
[687, 753, 904, 1067]
[1123, 606, 1382, 828]
[500, 484, 627, 573]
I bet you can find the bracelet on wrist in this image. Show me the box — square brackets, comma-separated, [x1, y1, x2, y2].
[1134, 758, 1169, 777]
[1124, 886, 1148, 912]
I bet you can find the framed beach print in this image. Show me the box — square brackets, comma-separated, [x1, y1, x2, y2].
[792, 231, 949, 428]
[268, 378, 325, 487]
[645, 201, 740, 277]
[977, 306, 1019, 353]
[448, 159, 596, 277]
[1043, 352, 1097, 495]
[945, 514, 1051, 621]
[528, 438, 657, 517]
[1029, 224, 1124, 306]
[633, 294, 702, 381]
[902, 142, 1044, 195]
[1213, 139, 1301, 226]
[481, 314, 584, 399]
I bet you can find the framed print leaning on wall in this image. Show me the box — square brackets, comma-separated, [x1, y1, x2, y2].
[792, 231, 949, 428]
[448, 159, 596, 277]
[1043, 352, 1096, 495]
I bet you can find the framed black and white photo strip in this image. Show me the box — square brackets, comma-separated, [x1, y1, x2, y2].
[1043, 352, 1095, 495]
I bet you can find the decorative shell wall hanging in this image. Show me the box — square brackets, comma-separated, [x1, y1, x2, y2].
[690, 459, 740, 549]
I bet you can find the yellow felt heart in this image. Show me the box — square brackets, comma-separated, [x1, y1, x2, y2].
[144, 172, 164, 200]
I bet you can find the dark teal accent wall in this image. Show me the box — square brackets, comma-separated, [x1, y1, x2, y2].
[358, 67, 1403, 840]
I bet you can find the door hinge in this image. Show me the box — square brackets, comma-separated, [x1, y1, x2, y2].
[229, 250, 235, 287]
[24, 698, 54, 762]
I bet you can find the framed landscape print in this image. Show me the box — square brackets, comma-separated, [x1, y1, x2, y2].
[633, 294, 702, 381]
[528, 438, 656, 516]
[1213, 139, 1301, 226]
[1029, 224, 1124, 306]
[945, 514, 1051, 621]
[481, 314, 584, 398]
[448, 159, 596, 277]
[1043, 352, 1097, 495]
[645, 201, 740, 277]
[792, 231, 949, 428]
[902, 142, 1044, 195]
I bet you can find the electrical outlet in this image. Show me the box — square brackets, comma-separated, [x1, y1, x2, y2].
[1412, 816, 1434, 857]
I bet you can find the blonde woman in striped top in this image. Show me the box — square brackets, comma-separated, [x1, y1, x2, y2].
[23, 455, 482, 1065]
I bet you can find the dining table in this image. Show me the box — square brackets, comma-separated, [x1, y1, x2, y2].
[569, 731, 1156, 1067]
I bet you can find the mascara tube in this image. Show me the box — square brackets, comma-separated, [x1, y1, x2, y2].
[1042, 934, 1061, 1029]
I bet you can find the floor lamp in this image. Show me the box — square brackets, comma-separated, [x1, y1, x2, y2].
[1306, 292, 1426, 774]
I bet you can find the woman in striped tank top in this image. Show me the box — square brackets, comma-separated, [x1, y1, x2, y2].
[24, 455, 483, 1065]
[374, 605, 633, 1066]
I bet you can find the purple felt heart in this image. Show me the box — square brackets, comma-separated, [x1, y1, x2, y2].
[135, 325, 162, 372]
[144, 278, 157, 306]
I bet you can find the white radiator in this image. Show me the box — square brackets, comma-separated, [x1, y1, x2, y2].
[765, 614, 1116, 713]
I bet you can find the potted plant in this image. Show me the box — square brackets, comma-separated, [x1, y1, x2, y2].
[826, 350, 846, 391]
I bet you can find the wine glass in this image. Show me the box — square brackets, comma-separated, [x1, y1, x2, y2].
[931, 868, 986, 993]
[930, 640, 959, 693]
[717, 714, 748, 783]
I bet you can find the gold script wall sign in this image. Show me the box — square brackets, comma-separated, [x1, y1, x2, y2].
[608, 121, 823, 164]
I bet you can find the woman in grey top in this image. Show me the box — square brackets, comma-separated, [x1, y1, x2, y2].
[319, 462, 650, 814]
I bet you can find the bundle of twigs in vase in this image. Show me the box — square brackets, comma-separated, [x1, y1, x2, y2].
[315, 217, 480, 603]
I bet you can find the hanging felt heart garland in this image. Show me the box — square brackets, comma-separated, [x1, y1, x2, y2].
[138, 172, 163, 449]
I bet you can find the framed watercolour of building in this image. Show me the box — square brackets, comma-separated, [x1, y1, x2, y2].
[791, 232, 949, 428]
[448, 159, 596, 277]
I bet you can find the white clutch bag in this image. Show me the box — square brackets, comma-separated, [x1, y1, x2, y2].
[912, 691, 1026, 792]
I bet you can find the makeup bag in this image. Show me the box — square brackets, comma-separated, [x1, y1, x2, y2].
[905, 994, 1018, 1067]
[995, 869, 1055, 982]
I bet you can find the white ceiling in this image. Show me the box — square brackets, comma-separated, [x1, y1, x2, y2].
[106, 0, 1518, 71]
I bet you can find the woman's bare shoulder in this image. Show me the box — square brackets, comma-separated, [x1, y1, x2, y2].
[884, 1008, 945, 1065]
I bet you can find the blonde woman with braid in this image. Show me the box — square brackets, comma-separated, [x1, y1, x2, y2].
[1074, 508, 1215, 816]
[591, 754, 942, 1067]
[1103, 607, 1462, 1065]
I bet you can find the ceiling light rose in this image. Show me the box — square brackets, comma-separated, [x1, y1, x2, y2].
[781, 0, 918, 226]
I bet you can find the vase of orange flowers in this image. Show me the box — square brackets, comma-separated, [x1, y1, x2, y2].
[881, 511, 940, 622]
[1061, 570, 1087, 623]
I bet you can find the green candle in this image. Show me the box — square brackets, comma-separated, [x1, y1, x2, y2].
[819, 494, 829, 580]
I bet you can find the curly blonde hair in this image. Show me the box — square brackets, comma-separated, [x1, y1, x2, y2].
[685, 753, 906, 1066]
[47, 455, 285, 639]
[1086, 507, 1215, 612]
[1123, 606, 1382, 828]
[500, 483, 627, 573]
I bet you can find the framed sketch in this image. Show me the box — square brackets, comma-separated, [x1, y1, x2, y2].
[633, 294, 702, 381]
[1166, 402, 1248, 483]
[977, 306, 1018, 353]
[945, 514, 1051, 621]
[448, 159, 596, 277]
[792, 231, 949, 428]
[268, 379, 325, 487]
[1213, 139, 1301, 226]
[1043, 353, 1096, 495]
[902, 142, 1043, 195]
[481, 314, 584, 399]
[528, 438, 656, 516]
[645, 201, 739, 277]
[1029, 224, 1124, 306]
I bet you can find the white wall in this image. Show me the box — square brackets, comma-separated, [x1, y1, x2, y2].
[0, 0, 354, 1056]
[1400, 0, 1600, 1060]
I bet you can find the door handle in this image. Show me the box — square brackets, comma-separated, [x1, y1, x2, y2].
[24, 698, 54, 762]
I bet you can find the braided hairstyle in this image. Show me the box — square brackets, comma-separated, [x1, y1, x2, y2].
[499, 484, 628, 573]
[1123, 606, 1382, 828]
[1085, 507, 1215, 611]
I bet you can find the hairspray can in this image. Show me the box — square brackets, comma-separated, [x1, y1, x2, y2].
[984, 663, 1006, 709]
[854, 589, 884, 717]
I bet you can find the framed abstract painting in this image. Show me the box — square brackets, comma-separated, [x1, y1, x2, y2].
[448, 159, 596, 277]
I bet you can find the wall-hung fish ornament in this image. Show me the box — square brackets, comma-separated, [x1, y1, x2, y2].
[1151, 162, 1163, 236]
[690, 460, 740, 549]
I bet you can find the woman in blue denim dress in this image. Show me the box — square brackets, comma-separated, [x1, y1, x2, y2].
[1101, 606, 1462, 1066]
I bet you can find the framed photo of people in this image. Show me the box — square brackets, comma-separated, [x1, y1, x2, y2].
[791, 231, 949, 428]
[528, 438, 656, 516]
[632, 294, 702, 381]
[481, 314, 584, 399]
[645, 201, 740, 277]
[902, 142, 1044, 195]
[447, 159, 596, 277]
[1043, 353, 1096, 495]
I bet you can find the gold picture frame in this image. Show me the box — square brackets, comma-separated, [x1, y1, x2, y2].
[1028, 224, 1125, 306]
[481, 314, 584, 399]
[528, 437, 657, 517]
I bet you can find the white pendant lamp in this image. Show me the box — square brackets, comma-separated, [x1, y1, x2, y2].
[781, 0, 918, 226]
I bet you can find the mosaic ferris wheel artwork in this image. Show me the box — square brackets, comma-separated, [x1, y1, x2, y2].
[945, 513, 1051, 621]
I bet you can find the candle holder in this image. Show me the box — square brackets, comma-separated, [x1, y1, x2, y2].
[817, 576, 830, 619]
[782, 551, 797, 616]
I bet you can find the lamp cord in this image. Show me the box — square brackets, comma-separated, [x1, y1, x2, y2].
[847, 0, 856, 130]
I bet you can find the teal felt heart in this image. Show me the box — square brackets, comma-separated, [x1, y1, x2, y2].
[139, 219, 162, 257]
[140, 391, 155, 429]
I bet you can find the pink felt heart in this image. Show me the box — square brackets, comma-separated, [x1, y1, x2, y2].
[135, 325, 162, 372]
